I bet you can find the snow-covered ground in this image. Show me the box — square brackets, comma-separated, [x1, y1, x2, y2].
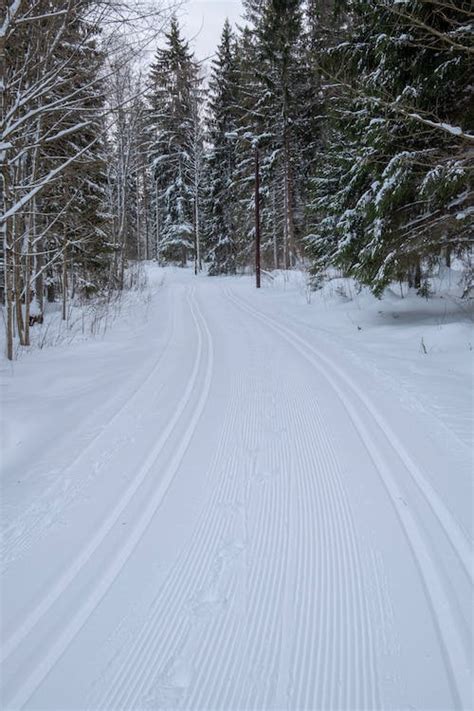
[1, 265, 472, 710]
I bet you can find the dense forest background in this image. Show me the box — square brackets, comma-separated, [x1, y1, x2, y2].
[1, 0, 473, 360]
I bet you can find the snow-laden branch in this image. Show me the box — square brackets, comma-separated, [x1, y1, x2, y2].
[15, 10, 69, 25]
[0, 0, 23, 39]
[1, 137, 98, 225]
[404, 113, 474, 143]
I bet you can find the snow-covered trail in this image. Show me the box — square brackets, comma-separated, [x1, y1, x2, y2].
[1, 270, 472, 710]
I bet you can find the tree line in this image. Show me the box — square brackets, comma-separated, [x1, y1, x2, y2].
[2, 0, 473, 360]
[0, 0, 167, 360]
[147, 0, 472, 291]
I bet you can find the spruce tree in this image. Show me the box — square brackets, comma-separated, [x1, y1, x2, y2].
[205, 20, 240, 275]
[307, 0, 473, 294]
[149, 17, 200, 266]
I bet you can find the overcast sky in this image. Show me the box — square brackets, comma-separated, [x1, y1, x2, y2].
[177, 0, 244, 62]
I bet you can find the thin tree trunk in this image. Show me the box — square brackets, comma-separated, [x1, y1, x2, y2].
[32, 193, 45, 317]
[446, 246, 452, 268]
[414, 258, 422, 289]
[3, 225, 14, 360]
[255, 146, 261, 289]
[142, 163, 149, 260]
[24, 212, 32, 346]
[155, 181, 160, 265]
[272, 186, 278, 269]
[14, 258, 25, 345]
[0, 0, 13, 358]
[13, 210, 25, 346]
[194, 192, 200, 275]
[136, 177, 141, 262]
[62, 243, 67, 321]
[283, 172, 289, 270]
[284, 129, 295, 268]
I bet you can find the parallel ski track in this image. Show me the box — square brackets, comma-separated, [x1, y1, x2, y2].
[4, 286, 215, 711]
[1, 284, 178, 571]
[288, 389, 379, 710]
[97, 298, 379, 710]
[95, 377, 245, 710]
[205, 337, 378, 710]
[179, 373, 264, 711]
[226, 287, 472, 710]
[93, 314, 265, 710]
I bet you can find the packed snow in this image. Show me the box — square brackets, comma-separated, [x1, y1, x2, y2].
[1, 265, 472, 710]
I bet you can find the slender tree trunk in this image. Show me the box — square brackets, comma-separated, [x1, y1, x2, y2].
[13, 211, 25, 345]
[284, 129, 295, 268]
[136, 175, 141, 262]
[1, 158, 14, 359]
[155, 181, 160, 265]
[24, 214, 32, 346]
[142, 164, 149, 260]
[414, 258, 422, 290]
[62, 243, 67, 321]
[255, 146, 261, 289]
[14, 258, 25, 345]
[272, 186, 278, 269]
[47, 277, 55, 303]
[32, 194, 44, 316]
[3, 218, 14, 359]
[282, 172, 289, 270]
[194, 191, 200, 275]
[0, 0, 13, 358]
[446, 246, 451, 268]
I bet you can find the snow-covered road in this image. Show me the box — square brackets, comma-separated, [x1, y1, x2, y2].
[1, 269, 472, 710]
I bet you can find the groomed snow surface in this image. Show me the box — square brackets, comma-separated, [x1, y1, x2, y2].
[1, 266, 472, 710]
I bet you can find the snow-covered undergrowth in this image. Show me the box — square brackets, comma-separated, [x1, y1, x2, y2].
[247, 263, 473, 449]
[0, 264, 166, 484]
[2, 265, 154, 360]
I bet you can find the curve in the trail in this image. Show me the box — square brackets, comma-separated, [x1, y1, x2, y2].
[1, 284, 178, 571]
[1, 287, 182, 667]
[99, 298, 379, 711]
[4, 288, 215, 711]
[228, 289, 472, 582]
[226, 288, 472, 710]
[93, 322, 264, 710]
[230, 290, 473, 583]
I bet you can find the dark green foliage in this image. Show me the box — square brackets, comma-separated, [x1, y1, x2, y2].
[204, 20, 240, 275]
[149, 17, 200, 265]
[306, 0, 473, 294]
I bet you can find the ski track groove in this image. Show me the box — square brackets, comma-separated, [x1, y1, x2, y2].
[95, 359, 247, 710]
[1, 287, 186, 668]
[226, 288, 471, 709]
[186, 293, 377, 711]
[5, 287, 215, 711]
[230, 291, 472, 581]
[222, 377, 277, 709]
[191, 365, 270, 711]
[0, 286, 179, 572]
[126, 418, 242, 708]
[254, 387, 293, 711]
[179, 377, 254, 710]
[184, 293, 377, 711]
[262, 427, 293, 710]
[180, 472, 245, 710]
[133, 414, 244, 709]
[293, 401, 344, 709]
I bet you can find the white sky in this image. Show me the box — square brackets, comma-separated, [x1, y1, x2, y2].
[177, 0, 244, 62]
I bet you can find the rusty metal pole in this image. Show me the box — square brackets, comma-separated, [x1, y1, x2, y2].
[254, 145, 261, 289]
